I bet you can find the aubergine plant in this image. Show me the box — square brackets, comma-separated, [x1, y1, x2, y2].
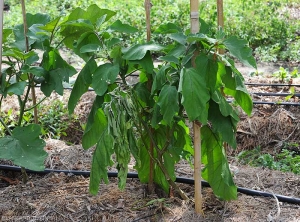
[0, 4, 256, 201]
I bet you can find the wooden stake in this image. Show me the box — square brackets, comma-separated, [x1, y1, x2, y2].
[217, 0, 225, 54]
[0, 0, 4, 80]
[144, 0, 154, 194]
[144, 0, 151, 42]
[190, 0, 203, 215]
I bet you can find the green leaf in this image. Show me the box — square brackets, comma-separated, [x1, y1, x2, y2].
[92, 63, 119, 96]
[6, 82, 27, 95]
[82, 108, 108, 149]
[179, 68, 209, 123]
[154, 23, 181, 34]
[108, 20, 138, 33]
[168, 33, 187, 45]
[39, 17, 61, 33]
[223, 36, 257, 69]
[201, 125, 237, 200]
[0, 124, 47, 171]
[3, 50, 37, 61]
[157, 85, 179, 125]
[123, 42, 164, 60]
[68, 58, 97, 114]
[208, 100, 237, 148]
[158, 55, 179, 65]
[151, 65, 168, 95]
[133, 82, 151, 107]
[41, 49, 77, 96]
[74, 31, 101, 61]
[89, 130, 114, 195]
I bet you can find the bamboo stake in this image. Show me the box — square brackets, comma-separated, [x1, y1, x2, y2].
[190, 0, 203, 215]
[217, 0, 225, 55]
[144, 0, 154, 194]
[20, 0, 38, 124]
[0, 0, 4, 80]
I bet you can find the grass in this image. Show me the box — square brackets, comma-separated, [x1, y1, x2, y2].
[3, 0, 300, 62]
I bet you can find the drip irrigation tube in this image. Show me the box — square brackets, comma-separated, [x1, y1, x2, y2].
[245, 83, 300, 87]
[1, 164, 300, 204]
[252, 92, 300, 97]
[227, 100, 300, 106]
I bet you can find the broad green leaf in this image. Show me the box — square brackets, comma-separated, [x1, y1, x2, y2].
[128, 51, 154, 74]
[208, 100, 237, 148]
[157, 85, 179, 125]
[39, 17, 61, 33]
[74, 31, 101, 61]
[123, 42, 164, 60]
[151, 65, 168, 95]
[108, 20, 138, 33]
[84, 96, 105, 134]
[136, 141, 150, 183]
[82, 108, 108, 149]
[68, 58, 97, 114]
[158, 55, 179, 65]
[151, 103, 163, 128]
[3, 50, 37, 61]
[166, 44, 186, 57]
[89, 130, 114, 195]
[201, 125, 237, 200]
[234, 73, 253, 116]
[154, 23, 181, 34]
[179, 68, 209, 123]
[127, 128, 141, 168]
[80, 44, 101, 53]
[212, 90, 234, 117]
[21, 66, 46, 77]
[6, 82, 26, 95]
[0, 124, 47, 171]
[187, 33, 216, 45]
[223, 36, 257, 69]
[92, 63, 119, 96]
[133, 82, 151, 107]
[168, 33, 187, 45]
[3, 29, 13, 43]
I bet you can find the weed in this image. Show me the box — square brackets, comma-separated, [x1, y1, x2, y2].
[237, 145, 300, 174]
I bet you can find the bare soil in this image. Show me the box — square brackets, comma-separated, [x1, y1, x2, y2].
[1, 62, 300, 221]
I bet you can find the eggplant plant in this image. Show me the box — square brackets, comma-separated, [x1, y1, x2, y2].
[61, 5, 256, 200]
[0, 4, 256, 201]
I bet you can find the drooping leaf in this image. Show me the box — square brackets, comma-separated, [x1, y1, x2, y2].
[92, 63, 119, 96]
[123, 42, 164, 60]
[107, 20, 138, 33]
[133, 82, 151, 107]
[201, 125, 237, 200]
[168, 33, 187, 45]
[89, 129, 114, 195]
[151, 65, 168, 95]
[0, 124, 47, 171]
[158, 55, 179, 65]
[208, 100, 237, 148]
[157, 84, 179, 125]
[68, 58, 97, 114]
[179, 68, 209, 123]
[223, 36, 257, 69]
[82, 108, 108, 149]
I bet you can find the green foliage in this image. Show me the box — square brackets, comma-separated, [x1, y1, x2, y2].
[272, 67, 299, 83]
[60, 5, 256, 200]
[0, 124, 47, 171]
[238, 145, 300, 174]
[1, 3, 256, 201]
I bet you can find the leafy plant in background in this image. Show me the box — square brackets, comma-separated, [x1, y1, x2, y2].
[57, 5, 256, 200]
[238, 145, 300, 174]
[0, 10, 77, 181]
[272, 67, 299, 83]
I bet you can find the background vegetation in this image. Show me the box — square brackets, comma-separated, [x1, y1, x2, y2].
[3, 0, 300, 62]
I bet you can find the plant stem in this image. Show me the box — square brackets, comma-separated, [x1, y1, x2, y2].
[21, 0, 38, 125]
[0, 116, 12, 136]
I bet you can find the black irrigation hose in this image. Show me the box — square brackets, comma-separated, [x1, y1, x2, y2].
[1, 164, 300, 204]
[252, 92, 300, 97]
[227, 100, 300, 106]
[245, 83, 300, 87]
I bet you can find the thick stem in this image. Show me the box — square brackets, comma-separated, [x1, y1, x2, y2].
[0, 0, 4, 80]
[0, 116, 12, 135]
[144, 0, 151, 42]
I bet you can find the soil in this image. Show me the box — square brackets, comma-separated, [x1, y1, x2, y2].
[1, 61, 300, 221]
